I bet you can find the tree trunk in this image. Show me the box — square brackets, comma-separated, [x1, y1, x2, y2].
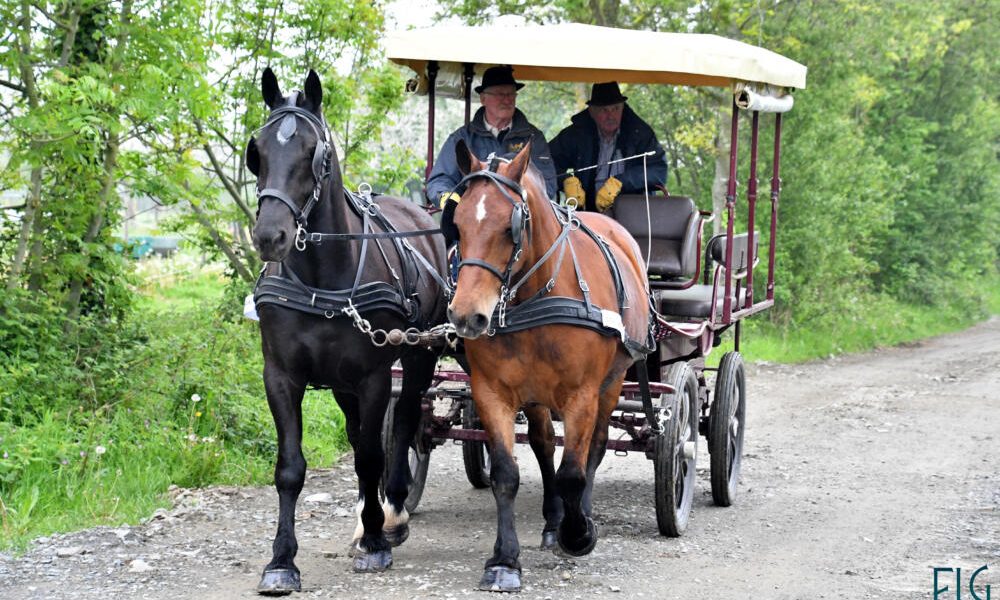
[187, 200, 255, 283]
[64, 0, 133, 324]
[7, 166, 41, 290]
[64, 134, 120, 323]
[7, 0, 43, 290]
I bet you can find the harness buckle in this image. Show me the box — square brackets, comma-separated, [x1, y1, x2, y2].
[579, 279, 590, 292]
[295, 224, 307, 251]
[309, 232, 324, 244]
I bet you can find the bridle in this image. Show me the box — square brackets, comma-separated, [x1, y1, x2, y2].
[454, 157, 532, 286]
[254, 104, 332, 236]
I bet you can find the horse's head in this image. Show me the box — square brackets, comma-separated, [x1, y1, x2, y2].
[447, 141, 538, 339]
[247, 67, 330, 262]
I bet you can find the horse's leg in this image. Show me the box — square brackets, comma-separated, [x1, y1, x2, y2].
[333, 392, 368, 552]
[350, 364, 395, 572]
[555, 388, 600, 557]
[257, 365, 307, 595]
[382, 348, 436, 546]
[475, 384, 522, 592]
[582, 378, 624, 518]
[523, 405, 561, 550]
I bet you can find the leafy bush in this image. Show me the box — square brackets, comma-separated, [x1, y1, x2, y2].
[0, 269, 347, 549]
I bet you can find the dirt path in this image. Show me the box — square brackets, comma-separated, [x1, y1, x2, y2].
[3, 320, 998, 600]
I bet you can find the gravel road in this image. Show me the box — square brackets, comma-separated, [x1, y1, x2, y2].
[2, 319, 998, 600]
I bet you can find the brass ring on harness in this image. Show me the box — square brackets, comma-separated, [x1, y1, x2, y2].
[357, 182, 373, 196]
[404, 328, 421, 345]
[324, 310, 337, 319]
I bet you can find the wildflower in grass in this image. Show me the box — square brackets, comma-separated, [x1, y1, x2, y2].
[95, 445, 106, 455]
[191, 393, 202, 402]
[195, 411, 202, 418]
[187, 433, 198, 442]
[80, 450, 86, 457]
[2, 451, 7, 459]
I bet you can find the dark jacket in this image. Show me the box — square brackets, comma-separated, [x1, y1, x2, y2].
[549, 105, 667, 211]
[426, 107, 557, 202]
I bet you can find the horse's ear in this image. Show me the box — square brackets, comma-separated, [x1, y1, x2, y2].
[262, 67, 282, 109]
[456, 139, 480, 176]
[506, 139, 532, 182]
[304, 69, 322, 111]
[246, 136, 260, 176]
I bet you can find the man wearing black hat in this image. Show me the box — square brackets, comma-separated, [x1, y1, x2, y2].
[549, 82, 667, 212]
[427, 66, 557, 209]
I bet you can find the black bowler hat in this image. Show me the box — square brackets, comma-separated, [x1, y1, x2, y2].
[586, 81, 628, 106]
[475, 66, 525, 94]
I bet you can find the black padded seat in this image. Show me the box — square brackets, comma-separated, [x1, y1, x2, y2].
[656, 231, 758, 318]
[656, 284, 747, 318]
[609, 195, 699, 279]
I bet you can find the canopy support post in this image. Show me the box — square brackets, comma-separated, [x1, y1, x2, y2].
[463, 63, 475, 125]
[766, 113, 782, 302]
[722, 98, 739, 324]
[744, 110, 759, 310]
[424, 60, 439, 181]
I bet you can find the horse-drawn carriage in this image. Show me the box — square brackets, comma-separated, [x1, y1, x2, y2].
[246, 22, 805, 595]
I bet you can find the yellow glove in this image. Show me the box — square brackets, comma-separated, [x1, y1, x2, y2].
[563, 175, 585, 207]
[596, 177, 622, 211]
[438, 191, 461, 209]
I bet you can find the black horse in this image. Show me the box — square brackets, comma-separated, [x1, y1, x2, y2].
[246, 68, 448, 594]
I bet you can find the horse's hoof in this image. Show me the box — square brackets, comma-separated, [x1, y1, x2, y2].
[478, 565, 522, 592]
[384, 523, 409, 547]
[540, 529, 558, 551]
[557, 516, 598, 557]
[256, 568, 300, 595]
[352, 548, 393, 572]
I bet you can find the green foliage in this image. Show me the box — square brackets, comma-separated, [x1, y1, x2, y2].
[0, 263, 347, 549]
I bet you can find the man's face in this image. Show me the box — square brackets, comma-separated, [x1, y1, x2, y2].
[479, 84, 517, 126]
[589, 103, 624, 138]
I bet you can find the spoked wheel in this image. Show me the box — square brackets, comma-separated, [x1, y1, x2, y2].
[461, 398, 491, 489]
[381, 393, 430, 513]
[654, 362, 699, 537]
[709, 351, 746, 507]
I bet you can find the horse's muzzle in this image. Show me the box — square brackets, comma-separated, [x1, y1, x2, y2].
[253, 226, 292, 262]
[448, 306, 490, 339]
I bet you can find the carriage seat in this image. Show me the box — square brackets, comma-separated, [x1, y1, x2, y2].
[655, 231, 759, 318]
[608, 195, 700, 280]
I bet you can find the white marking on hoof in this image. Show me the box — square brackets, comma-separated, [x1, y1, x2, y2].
[476, 194, 487, 222]
[381, 499, 410, 530]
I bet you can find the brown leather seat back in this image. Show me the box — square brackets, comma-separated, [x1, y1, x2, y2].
[609, 195, 699, 279]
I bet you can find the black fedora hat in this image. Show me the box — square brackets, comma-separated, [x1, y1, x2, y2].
[586, 81, 628, 106]
[474, 66, 525, 94]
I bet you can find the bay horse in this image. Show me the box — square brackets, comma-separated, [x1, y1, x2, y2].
[246, 68, 448, 594]
[446, 141, 653, 592]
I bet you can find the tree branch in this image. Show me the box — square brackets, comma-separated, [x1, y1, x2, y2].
[0, 78, 26, 93]
[196, 120, 256, 224]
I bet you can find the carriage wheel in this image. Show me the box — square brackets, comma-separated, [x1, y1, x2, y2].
[461, 398, 491, 489]
[381, 394, 430, 513]
[654, 362, 699, 537]
[709, 351, 746, 507]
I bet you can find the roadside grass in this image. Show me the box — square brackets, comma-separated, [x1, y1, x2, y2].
[0, 255, 347, 551]
[711, 280, 1000, 365]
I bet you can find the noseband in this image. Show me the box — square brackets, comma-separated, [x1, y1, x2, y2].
[255, 105, 332, 229]
[454, 159, 532, 286]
